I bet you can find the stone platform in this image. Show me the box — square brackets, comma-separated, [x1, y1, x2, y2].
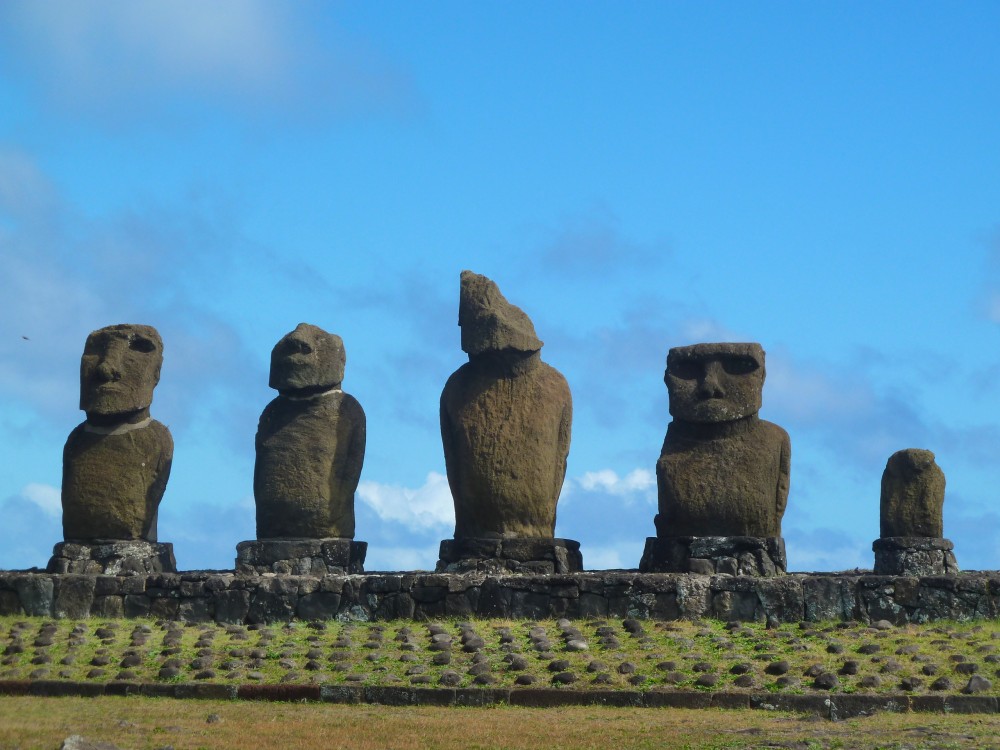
[436, 537, 583, 574]
[639, 536, 786, 576]
[235, 538, 367, 575]
[873, 537, 959, 576]
[2, 569, 998, 625]
[47, 541, 176, 575]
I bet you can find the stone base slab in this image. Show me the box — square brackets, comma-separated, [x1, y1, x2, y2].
[873, 537, 958, 576]
[1, 569, 999, 624]
[639, 536, 787, 576]
[235, 538, 367, 575]
[47, 540, 177, 575]
[436, 537, 583, 574]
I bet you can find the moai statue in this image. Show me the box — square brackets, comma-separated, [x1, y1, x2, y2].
[639, 343, 791, 576]
[49, 324, 176, 574]
[235, 323, 367, 575]
[873, 448, 958, 575]
[437, 271, 580, 573]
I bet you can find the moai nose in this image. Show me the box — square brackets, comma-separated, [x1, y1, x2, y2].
[95, 341, 125, 382]
[697, 361, 726, 399]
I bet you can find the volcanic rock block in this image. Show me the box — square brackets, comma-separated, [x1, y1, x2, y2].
[640, 536, 786, 577]
[57, 324, 175, 573]
[436, 537, 582, 574]
[439, 271, 574, 547]
[641, 343, 790, 575]
[235, 538, 367, 575]
[48, 540, 176, 575]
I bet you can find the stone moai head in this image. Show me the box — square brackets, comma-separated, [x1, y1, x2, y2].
[80, 324, 163, 419]
[880, 448, 946, 538]
[666, 343, 765, 423]
[269, 323, 346, 394]
[458, 270, 543, 358]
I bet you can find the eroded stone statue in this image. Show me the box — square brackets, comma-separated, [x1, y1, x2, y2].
[438, 271, 579, 573]
[52, 324, 176, 574]
[880, 448, 945, 538]
[640, 342, 790, 576]
[238, 323, 367, 575]
[873, 448, 957, 575]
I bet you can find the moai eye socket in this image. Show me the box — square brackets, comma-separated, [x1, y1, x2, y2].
[129, 336, 156, 353]
[292, 340, 313, 355]
[721, 355, 759, 376]
[670, 359, 702, 380]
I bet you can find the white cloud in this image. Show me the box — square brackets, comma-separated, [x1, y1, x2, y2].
[20, 482, 61, 518]
[357, 472, 455, 531]
[576, 468, 655, 499]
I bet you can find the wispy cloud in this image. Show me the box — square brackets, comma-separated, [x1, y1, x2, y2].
[20, 482, 60, 518]
[535, 203, 668, 278]
[357, 471, 455, 531]
[0, 1, 418, 124]
[575, 468, 655, 500]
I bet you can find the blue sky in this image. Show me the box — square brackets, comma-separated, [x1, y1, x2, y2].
[1, 1, 999, 573]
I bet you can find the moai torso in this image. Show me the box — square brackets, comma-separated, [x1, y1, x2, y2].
[62, 324, 172, 542]
[655, 343, 790, 538]
[253, 324, 366, 539]
[880, 448, 945, 538]
[440, 271, 572, 539]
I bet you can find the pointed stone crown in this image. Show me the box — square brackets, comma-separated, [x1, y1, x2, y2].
[458, 270, 543, 356]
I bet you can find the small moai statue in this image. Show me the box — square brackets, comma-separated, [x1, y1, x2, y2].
[639, 342, 791, 576]
[437, 271, 580, 573]
[873, 448, 958, 576]
[50, 324, 176, 574]
[235, 323, 367, 575]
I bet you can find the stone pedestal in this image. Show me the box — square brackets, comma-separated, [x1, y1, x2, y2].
[235, 538, 366, 575]
[639, 535, 786, 576]
[47, 540, 176, 575]
[436, 537, 583, 574]
[873, 537, 958, 576]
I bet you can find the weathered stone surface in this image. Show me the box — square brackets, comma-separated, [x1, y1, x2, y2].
[440, 271, 572, 539]
[62, 324, 172, 543]
[0, 570, 998, 624]
[255, 323, 366, 540]
[235, 538, 366, 575]
[48, 541, 176, 575]
[873, 537, 959, 576]
[640, 536, 786, 576]
[881, 449, 945, 538]
[437, 538, 582, 574]
[652, 343, 789, 542]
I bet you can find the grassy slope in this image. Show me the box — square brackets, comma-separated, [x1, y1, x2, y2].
[2, 615, 999, 696]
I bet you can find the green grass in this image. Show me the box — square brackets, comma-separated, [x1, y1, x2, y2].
[1, 615, 999, 696]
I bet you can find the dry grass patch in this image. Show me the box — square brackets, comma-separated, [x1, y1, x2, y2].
[3, 697, 1000, 750]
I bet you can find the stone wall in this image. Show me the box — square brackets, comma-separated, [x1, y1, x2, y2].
[1, 570, 998, 625]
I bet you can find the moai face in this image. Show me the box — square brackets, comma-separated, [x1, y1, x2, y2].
[80, 324, 163, 418]
[458, 270, 542, 357]
[269, 323, 345, 393]
[666, 343, 765, 423]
